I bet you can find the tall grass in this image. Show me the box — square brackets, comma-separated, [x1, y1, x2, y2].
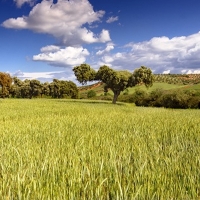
[0, 99, 200, 199]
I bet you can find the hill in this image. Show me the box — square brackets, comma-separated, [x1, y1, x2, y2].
[78, 74, 200, 98]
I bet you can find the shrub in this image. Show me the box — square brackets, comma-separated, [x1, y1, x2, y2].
[160, 90, 200, 108]
[132, 88, 148, 106]
[87, 90, 96, 98]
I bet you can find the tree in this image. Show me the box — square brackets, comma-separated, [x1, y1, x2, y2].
[49, 79, 60, 98]
[10, 77, 23, 98]
[49, 79, 79, 99]
[29, 79, 42, 99]
[73, 64, 154, 104]
[0, 72, 12, 98]
[73, 63, 96, 85]
[96, 65, 133, 103]
[41, 82, 50, 97]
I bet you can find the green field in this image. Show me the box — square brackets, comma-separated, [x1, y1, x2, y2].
[80, 82, 200, 97]
[1, 99, 200, 199]
[125, 82, 186, 94]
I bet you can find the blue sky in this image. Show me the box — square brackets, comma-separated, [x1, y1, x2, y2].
[1, 0, 200, 83]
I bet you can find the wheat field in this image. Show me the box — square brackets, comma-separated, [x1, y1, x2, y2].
[0, 99, 200, 199]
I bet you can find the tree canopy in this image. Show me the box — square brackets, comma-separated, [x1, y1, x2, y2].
[10, 77, 79, 99]
[73, 63, 96, 85]
[0, 72, 12, 98]
[73, 64, 154, 104]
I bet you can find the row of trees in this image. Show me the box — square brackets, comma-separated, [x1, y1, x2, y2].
[118, 88, 200, 109]
[154, 74, 200, 85]
[0, 76, 79, 99]
[0, 64, 154, 104]
[73, 64, 154, 104]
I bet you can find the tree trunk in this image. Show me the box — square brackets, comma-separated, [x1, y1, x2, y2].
[112, 91, 120, 104]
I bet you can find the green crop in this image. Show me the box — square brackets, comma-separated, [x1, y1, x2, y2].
[0, 99, 200, 199]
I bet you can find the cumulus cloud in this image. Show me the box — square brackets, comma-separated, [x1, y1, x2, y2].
[99, 32, 200, 74]
[106, 16, 119, 23]
[96, 43, 114, 55]
[184, 69, 200, 74]
[14, 0, 36, 8]
[33, 46, 90, 67]
[40, 45, 60, 53]
[163, 70, 170, 74]
[12, 70, 62, 80]
[12, 70, 77, 83]
[2, 0, 111, 45]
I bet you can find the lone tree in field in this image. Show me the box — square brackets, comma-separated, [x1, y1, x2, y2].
[73, 64, 154, 104]
[0, 72, 12, 98]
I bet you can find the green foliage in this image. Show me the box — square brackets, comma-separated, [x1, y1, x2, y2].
[29, 79, 42, 99]
[49, 79, 79, 99]
[160, 91, 187, 108]
[132, 88, 149, 106]
[74, 64, 154, 104]
[10, 77, 79, 99]
[10, 78, 42, 99]
[96, 66, 134, 103]
[96, 65, 132, 91]
[73, 63, 96, 85]
[159, 90, 200, 109]
[123, 88, 129, 95]
[87, 90, 96, 98]
[126, 88, 200, 108]
[132, 66, 154, 88]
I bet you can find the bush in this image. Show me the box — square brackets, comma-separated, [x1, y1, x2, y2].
[118, 94, 135, 103]
[87, 90, 96, 98]
[160, 91, 188, 108]
[133, 88, 148, 106]
[187, 97, 200, 108]
[129, 88, 200, 109]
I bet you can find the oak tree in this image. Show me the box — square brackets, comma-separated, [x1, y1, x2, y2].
[73, 64, 154, 104]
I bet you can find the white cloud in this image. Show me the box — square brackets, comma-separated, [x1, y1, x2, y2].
[163, 70, 170, 74]
[12, 70, 78, 83]
[2, 0, 111, 45]
[40, 45, 60, 53]
[14, 0, 36, 8]
[96, 43, 114, 55]
[102, 55, 114, 63]
[33, 46, 90, 67]
[13, 70, 62, 80]
[106, 16, 119, 23]
[185, 69, 200, 74]
[99, 32, 200, 74]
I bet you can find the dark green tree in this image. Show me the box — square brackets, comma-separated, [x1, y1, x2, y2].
[96, 66, 133, 103]
[73, 63, 96, 85]
[41, 82, 50, 97]
[73, 64, 154, 104]
[10, 77, 23, 98]
[49, 79, 60, 98]
[49, 79, 79, 99]
[29, 79, 42, 99]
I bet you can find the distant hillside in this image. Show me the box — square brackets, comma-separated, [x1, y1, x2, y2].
[154, 74, 200, 84]
[78, 74, 200, 98]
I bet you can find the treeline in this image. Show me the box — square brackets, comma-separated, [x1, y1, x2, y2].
[154, 74, 200, 85]
[0, 73, 79, 99]
[118, 88, 200, 109]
